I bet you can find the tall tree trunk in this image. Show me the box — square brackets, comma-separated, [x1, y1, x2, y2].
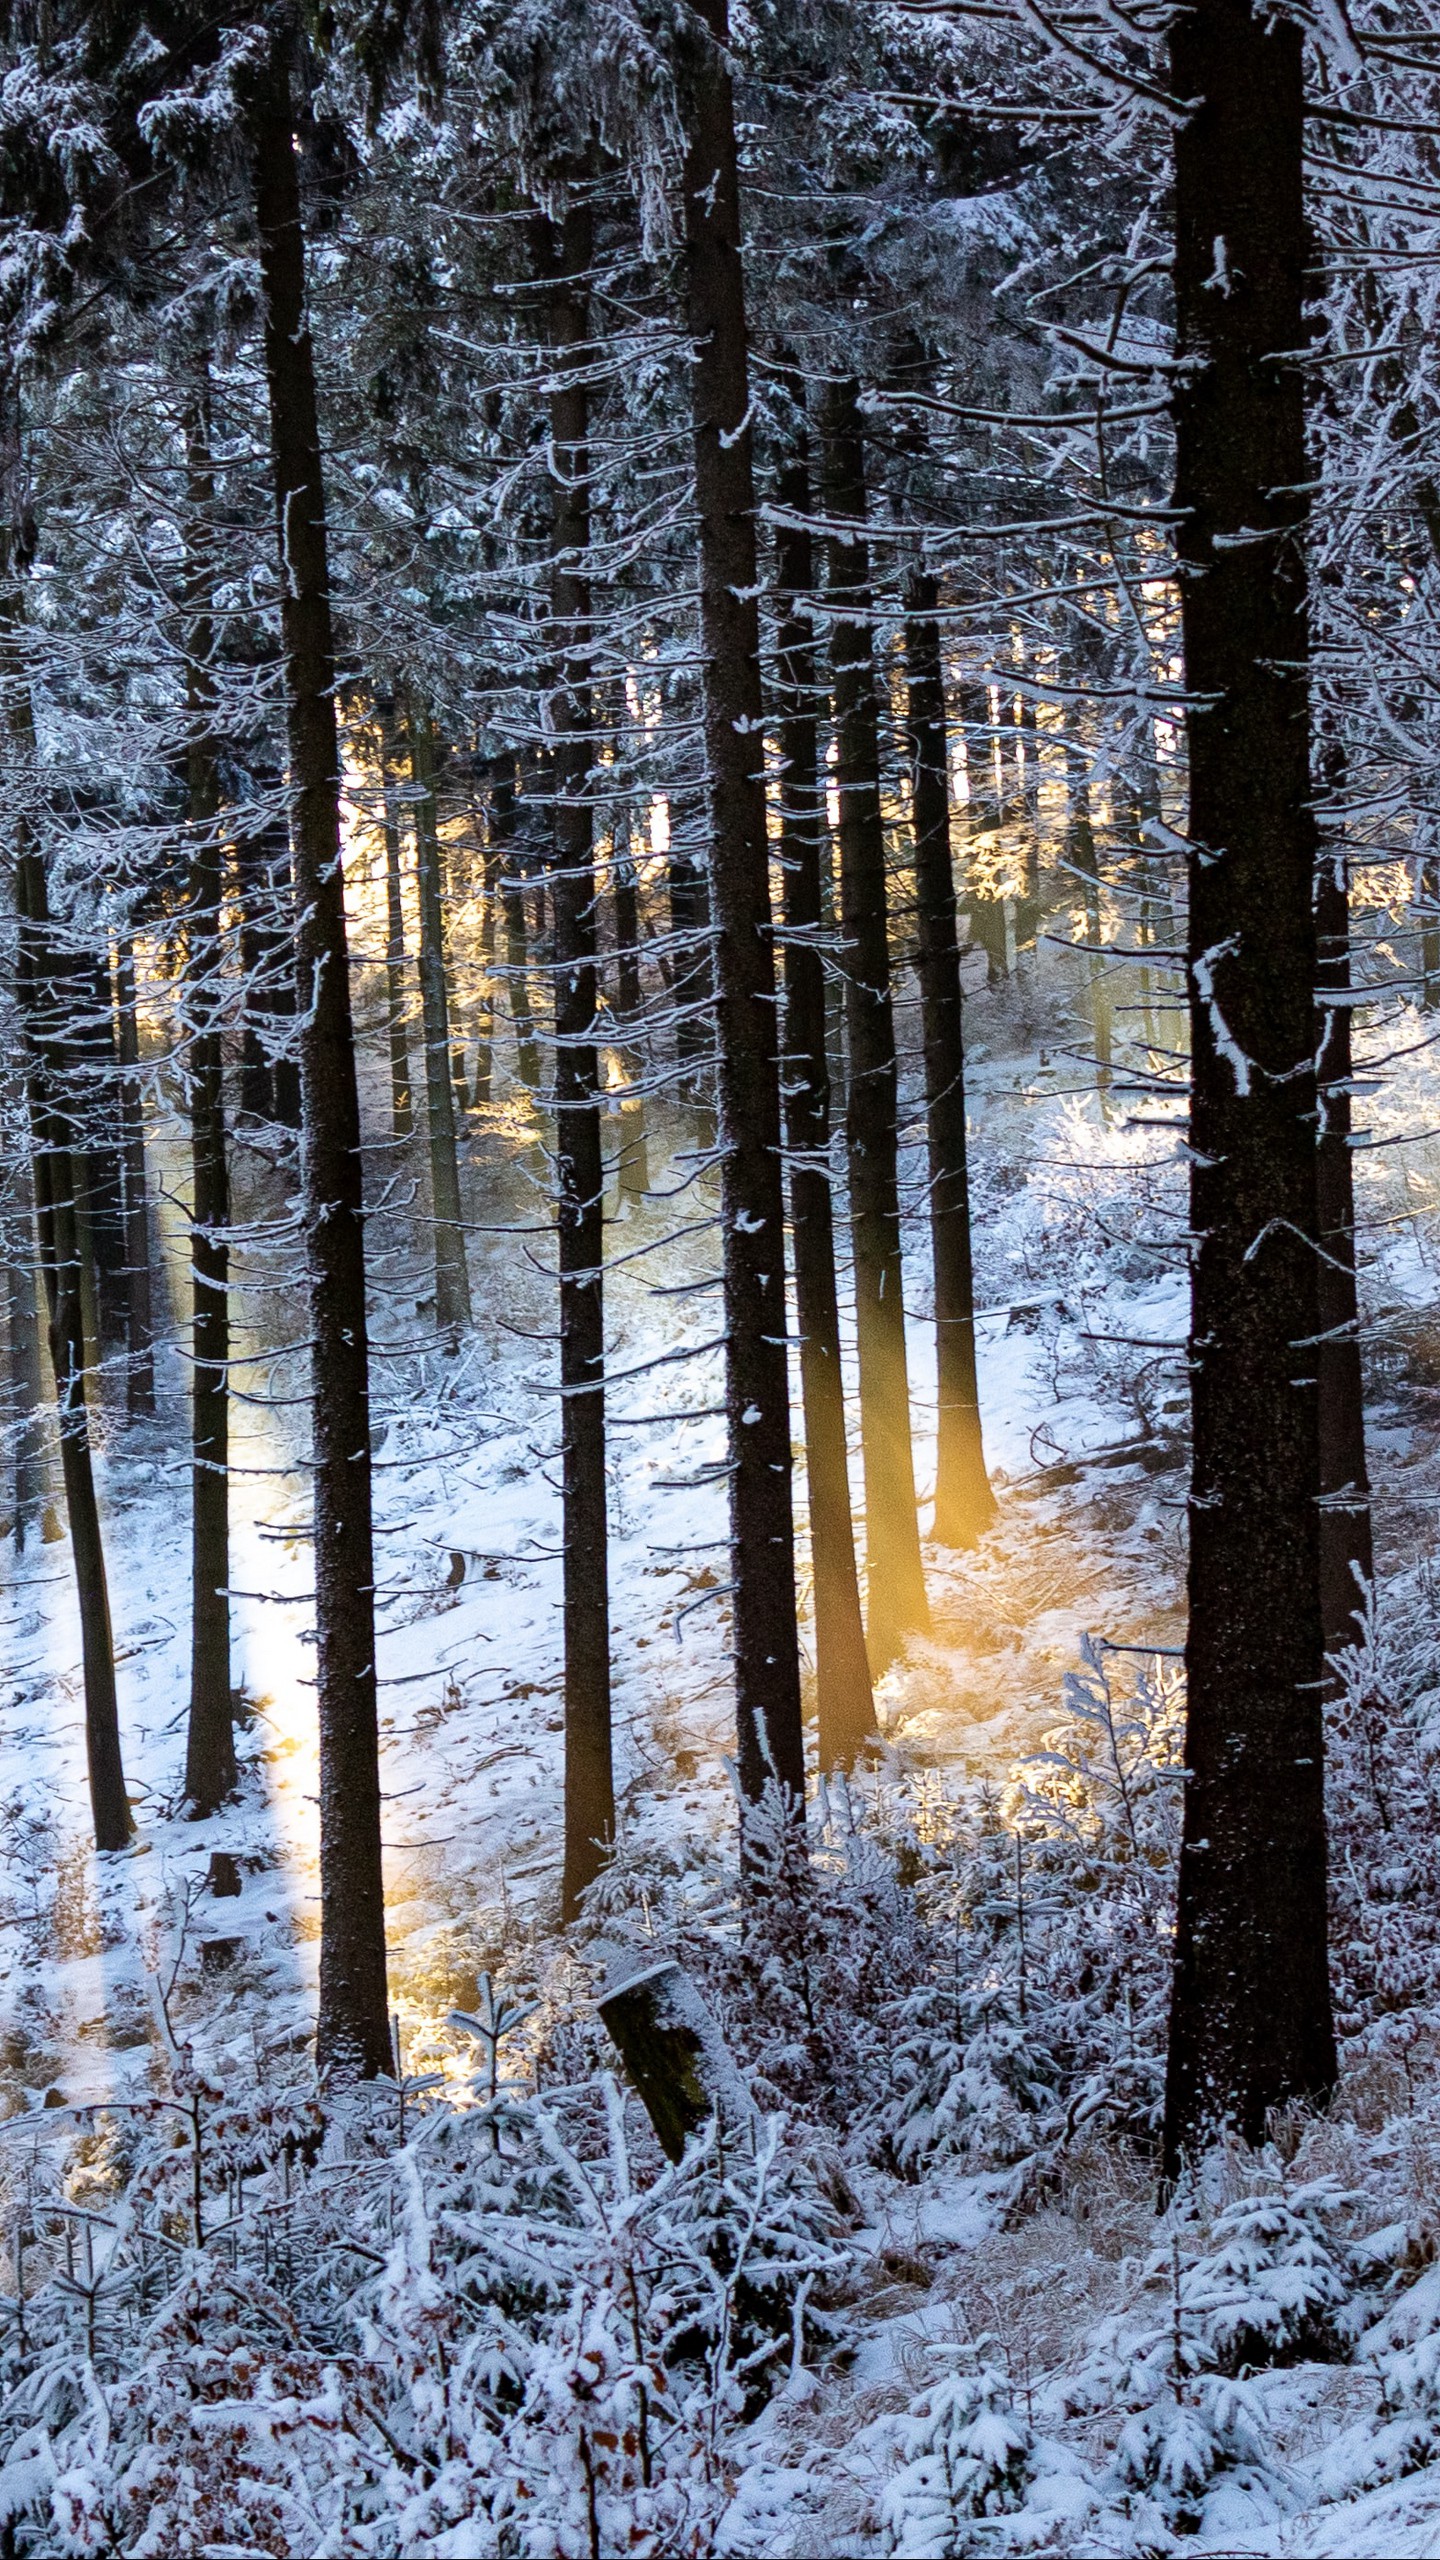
[252, 47, 390, 2078]
[1162, 0, 1335, 2174]
[378, 703, 414, 1140]
[495, 764, 541, 1092]
[113, 941, 155, 1419]
[1068, 749, 1113, 1108]
[668, 825, 714, 1112]
[610, 829, 649, 1199]
[78, 964, 128, 1359]
[774, 438, 877, 1770]
[821, 378, 929, 1670]
[407, 704, 472, 1340]
[906, 578, 995, 1550]
[6, 602, 131, 1846]
[472, 825, 498, 1107]
[182, 389, 235, 1817]
[7, 1163, 44, 1550]
[681, 0, 806, 1824]
[538, 200, 616, 1917]
[235, 786, 302, 1130]
[1315, 841, 1372, 1651]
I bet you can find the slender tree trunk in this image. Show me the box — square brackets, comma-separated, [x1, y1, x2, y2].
[252, 48, 390, 2078]
[668, 826, 714, 1111]
[1315, 842, 1372, 1651]
[821, 377, 929, 1669]
[538, 200, 616, 1917]
[8, 697, 131, 1845]
[7, 1164, 43, 1550]
[378, 704, 414, 1140]
[681, 0, 806, 1822]
[611, 831, 649, 1198]
[774, 440, 877, 1770]
[1422, 859, 1440, 1006]
[407, 704, 472, 1340]
[495, 765, 540, 1092]
[906, 578, 995, 1550]
[1162, 0, 1335, 2174]
[235, 786, 302, 1129]
[113, 942, 155, 1419]
[182, 390, 235, 1817]
[1068, 752, 1112, 1107]
[473, 826, 498, 1107]
[77, 965, 128, 1360]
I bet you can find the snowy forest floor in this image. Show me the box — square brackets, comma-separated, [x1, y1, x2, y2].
[8, 919, 1440, 2552]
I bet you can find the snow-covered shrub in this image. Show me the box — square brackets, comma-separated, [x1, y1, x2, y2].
[878, 1642, 1181, 2178]
[1112, 2374, 1276, 2540]
[1325, 1583, 1440, 2056]
[878, 2356, 1036, 2554]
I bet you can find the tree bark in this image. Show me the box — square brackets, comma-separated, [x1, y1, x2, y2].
[407, 703, 472, 1340]
[537, 201, 616, 1918]
[610, 830, 649, 1199]
[680, 0, 805, 1823]
[252, 46, 390, 2078]
[821, 378, 929, 1669]
[112, 941, 155, 1420]
[495, 764, 541, 1092]
[1161, 0, 1335, 2174]
[9, 722, 131, 1847]
[182, 390, 235, 1817]
[377, 703, 414, 1140]
[906, 578, 995, 1551]
[1315, 843, 1373, 1652]
[6, 1164, 44, 1550]
[773, 439, 877, 1770]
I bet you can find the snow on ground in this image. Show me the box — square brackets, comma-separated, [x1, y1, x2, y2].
[7, 920, 1440, 2549]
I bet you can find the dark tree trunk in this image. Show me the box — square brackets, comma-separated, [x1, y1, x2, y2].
[112, 942, 155, 1420]
[78, 966, 128, 1358]
[906, 579, 995, 1550]
[407, 705, 472, 1340]
[1315, 844, 1373, 1651]
[378, 704, 414, 1140]
[1162, 0, 1335, 2175]
[252, 49, 390, 2078]
[235, 791, 302, 1130]
[538, 201, 616, 1918]
[668, 828, 714, 1111]
[7, 1165, 44, 1550]
[11, 802, 131, 1848]
[773, 440, 877, 1770]
[611, 834, 649, 1199]
[681, 0, 805, 1822]
[821, 378, 929, 1669]
[1067, 747, 1112, 1106]
[472, 824, 498, 1107]
[182, 393, 235, 1817]
[1422, 859, 1440, 1007]
[495, 766, 541, 1092]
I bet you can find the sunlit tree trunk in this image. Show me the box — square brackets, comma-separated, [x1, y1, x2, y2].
[407, 703, 472, 1341]
[252, 42, 390, 2078]
[906, 578, 994, 1550]
[112, 941, 155, 1420]
[538, 198, 616, 1916]
[378, 702, 414, 1141]
[774, 433, 876, 1769]
[681, 0, 806, 1826]
[821, 376, 929, 1670]
[182, 386, 235, 1817]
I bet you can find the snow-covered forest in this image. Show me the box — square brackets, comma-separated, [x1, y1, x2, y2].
[3, 0, 1440, 2547]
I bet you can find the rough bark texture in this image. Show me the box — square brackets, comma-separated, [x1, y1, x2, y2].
[253, 51, 390, 2078]
[182, 397, 235, 1816]
[773, 444, 876, 1769]
[12, 787, 131, 1849]
[821, 378, 929, 1669]
[1315, 845, 1373, 1652]
[112, 941, 155, 1420]
[7, 1166, 44, 1550]
[495, 765, 540, 1092]
[906, 579, 995, 1551]
[407, 706, 472, 1340]
[681, 0, 805, 1818]
[378, 705, 414, 1140]
[1162, 0, 1336, 2174]
[538, 200, 616, 1918]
